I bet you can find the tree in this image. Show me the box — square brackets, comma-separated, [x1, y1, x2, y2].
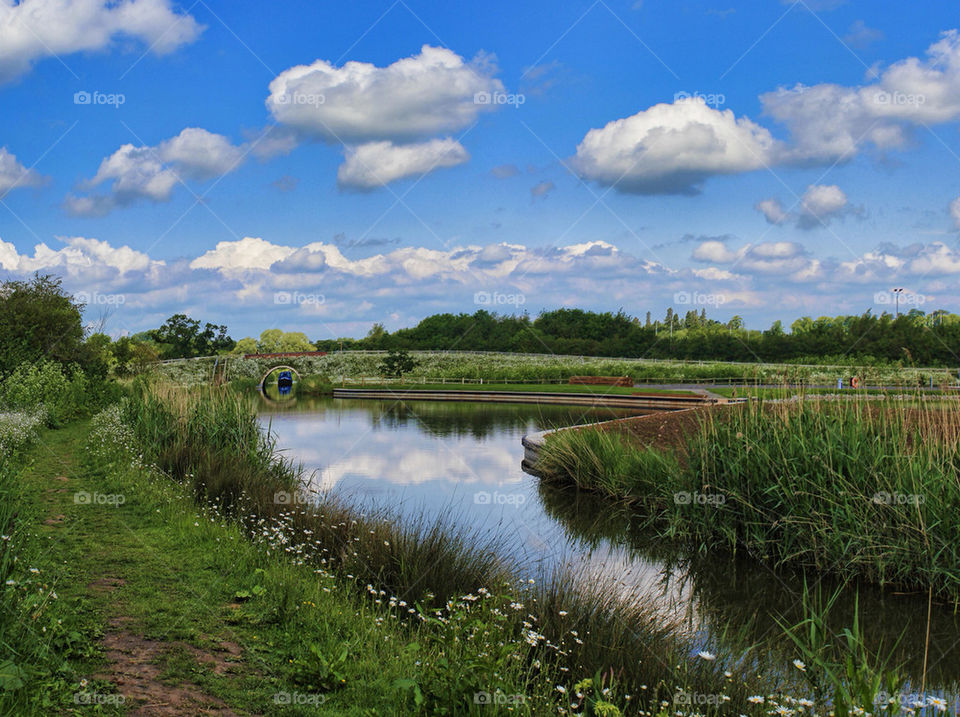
[233, 337, 258, 355]
[378, 349, 418, 378]
[0, 274, 91, 376]
[151, 314, 233, 359]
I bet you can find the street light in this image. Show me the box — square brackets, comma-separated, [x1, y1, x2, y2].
[891, 287, 905, 317]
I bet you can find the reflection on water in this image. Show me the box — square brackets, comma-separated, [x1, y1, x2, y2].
[258, 395, 960, 690]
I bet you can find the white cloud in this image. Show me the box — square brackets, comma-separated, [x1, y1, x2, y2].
[0, 235, 162, 276]
[0, 147, 45, 195]
[5, 234, 960, 337]
[337, 139, 469, 190]
[762, 30, 960, 162]
[66, 128, 245, 215]
[0, 0, 202, 83]
[573, 99, 779, 195]
[692, 240, 737, 263]
[755, 198, 788, 225]
[756, 184, 855, 230]
[190, 236, 297, 273]
[266, 45, 502, 144]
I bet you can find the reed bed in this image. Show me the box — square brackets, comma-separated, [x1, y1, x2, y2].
[538, 393, 960, 597]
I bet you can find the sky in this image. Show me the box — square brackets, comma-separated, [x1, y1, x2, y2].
[1, 0, 960, 340]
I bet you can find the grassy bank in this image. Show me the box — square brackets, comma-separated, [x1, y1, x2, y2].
[537, 396, 960, 597]
[118, 381, 758, 714]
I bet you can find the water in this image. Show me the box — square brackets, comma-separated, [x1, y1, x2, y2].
[258, 394, 960, 691]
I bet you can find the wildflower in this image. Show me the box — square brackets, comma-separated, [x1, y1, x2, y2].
[793, 658, 806, 671]
[556, 686, 566, 694]
[747, 696, 764, 704]
[697, 650, 716, 661]
[928, 697, 947, 712]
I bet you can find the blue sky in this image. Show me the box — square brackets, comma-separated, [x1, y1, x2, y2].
[1, 0, 959, 340]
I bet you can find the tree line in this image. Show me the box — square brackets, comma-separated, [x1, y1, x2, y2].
[316, 307, 960, 367]
[4, 275, 959, 378]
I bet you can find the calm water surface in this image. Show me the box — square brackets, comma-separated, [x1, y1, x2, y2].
[258, 395, 960, 692]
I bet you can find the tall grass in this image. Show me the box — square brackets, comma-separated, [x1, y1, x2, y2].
[537, 394, 960, 597]
[120, 379, 757, 711]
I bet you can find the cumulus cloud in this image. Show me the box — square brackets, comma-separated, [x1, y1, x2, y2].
[266, 45, 502, 144]
[762, 30, 960, 162]
[262, 45, 502, 188]
[3, 233, 959, 335]
[575, 30, 960, 194]
[0, 235, 162, 276]
[337, 139, 469, 190]
[692, 239, 820, 280]
[0, 0, 202, 83]
[573, 99, 779, 195]
[755, 198, 789, 225]
[692, 240, 737, 263]
[0, 147, 45, 195]
[756, 184, 857, 229]
[66, 128, 245, 215]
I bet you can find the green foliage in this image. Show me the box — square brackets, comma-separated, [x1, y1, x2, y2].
[309, 307, 960, 367]
[0, 362, 89, 426]
[150, 313, 234, 359]
[0, 274, 100, 378]
[378, 349, 419, 378]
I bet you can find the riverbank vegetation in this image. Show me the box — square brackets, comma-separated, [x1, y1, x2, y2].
[157, 350, 957, 391]
[537, 395, 960, 598]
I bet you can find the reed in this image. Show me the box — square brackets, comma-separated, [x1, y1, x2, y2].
[537, 392, 960, 597]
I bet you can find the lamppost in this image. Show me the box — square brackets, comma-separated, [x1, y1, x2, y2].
[892, 287, 904, 317]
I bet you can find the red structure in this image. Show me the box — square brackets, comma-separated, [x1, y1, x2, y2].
[243, 351, 328, 359]
[568, 376, 633, 387]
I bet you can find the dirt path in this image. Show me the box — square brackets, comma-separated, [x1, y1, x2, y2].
[24, 424, 261, 716]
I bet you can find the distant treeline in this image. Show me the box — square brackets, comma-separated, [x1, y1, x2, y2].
[314, 308, 960, 367]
